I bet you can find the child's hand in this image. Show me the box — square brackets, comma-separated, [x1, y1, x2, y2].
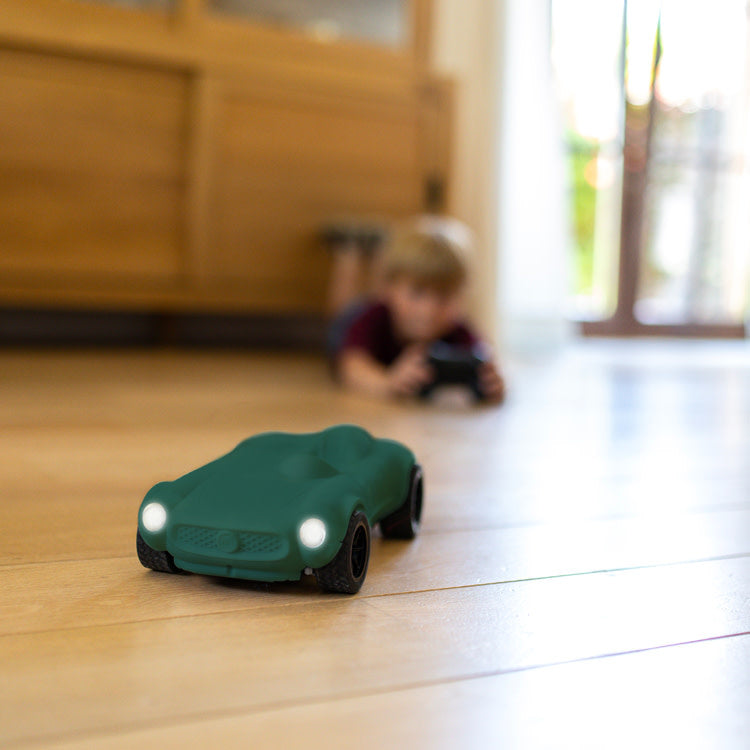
[387, 344, 434, 397]
[479, 361, 506, 404]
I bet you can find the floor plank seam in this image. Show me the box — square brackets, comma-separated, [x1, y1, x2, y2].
[7, 630, 750, 750]
[3, 517, 749, 569]
[2, 552, 748, 639]
[418, 505, 750, 533]
[0, 555, 135, 570]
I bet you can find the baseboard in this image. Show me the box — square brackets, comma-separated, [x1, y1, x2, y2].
[0, 308, 328, 349]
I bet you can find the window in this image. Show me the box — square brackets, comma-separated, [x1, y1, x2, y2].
[76, 0, 175, 9]
[553, 0, 749, 336]
[206, 0, 410, 48]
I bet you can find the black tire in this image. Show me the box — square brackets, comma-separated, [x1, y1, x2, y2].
[136, 530, 182, 574]
[314, 511, 371, 594]
[380, 464, 423, 539]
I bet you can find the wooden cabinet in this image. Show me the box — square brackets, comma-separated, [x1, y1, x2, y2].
[0, 49, 188, 283]
[0, 0, 451, 314]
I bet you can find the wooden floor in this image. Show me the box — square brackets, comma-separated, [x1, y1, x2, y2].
[1, 340, 749, 749]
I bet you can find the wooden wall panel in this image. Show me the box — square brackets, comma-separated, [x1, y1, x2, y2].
[0, 48, 188, 281]
[206, 87, 423, 310]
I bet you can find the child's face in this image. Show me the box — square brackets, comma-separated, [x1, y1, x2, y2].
[386, 276, 464, 343]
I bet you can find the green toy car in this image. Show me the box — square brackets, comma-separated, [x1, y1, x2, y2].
[136, 425, 423, 594]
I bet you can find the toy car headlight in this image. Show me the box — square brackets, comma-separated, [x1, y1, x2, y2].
[299, 517, 327, 549]
[142, 502, 168, 533]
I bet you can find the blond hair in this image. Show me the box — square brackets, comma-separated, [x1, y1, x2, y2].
[380, 216, 473, 293]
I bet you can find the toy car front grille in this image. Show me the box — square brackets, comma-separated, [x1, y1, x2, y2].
[238, 531, 284, 555]
[174, 525, 284, 555]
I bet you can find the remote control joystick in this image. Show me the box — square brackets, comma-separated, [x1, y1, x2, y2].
[420, 342, 487, 401]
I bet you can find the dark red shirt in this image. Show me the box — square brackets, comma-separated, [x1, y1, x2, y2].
[339, 302, 479, 366]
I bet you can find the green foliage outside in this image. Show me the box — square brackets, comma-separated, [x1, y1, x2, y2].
[566, 131, 598, 296]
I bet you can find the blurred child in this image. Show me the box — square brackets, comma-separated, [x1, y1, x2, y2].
[326, 216, 505, 402]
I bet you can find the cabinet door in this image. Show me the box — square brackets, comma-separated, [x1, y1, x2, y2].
[201, 82, 424, 311]
[0, 48, 187, 283]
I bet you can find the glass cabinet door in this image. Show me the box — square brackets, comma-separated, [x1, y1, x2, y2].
[207, 0, 410, 49]
[74, 0, 176, 9]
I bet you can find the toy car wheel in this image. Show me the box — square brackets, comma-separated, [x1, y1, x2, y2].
[380, 464, 423, 539]
[314, 511, 371, 594]
[136, 531, 182, 574]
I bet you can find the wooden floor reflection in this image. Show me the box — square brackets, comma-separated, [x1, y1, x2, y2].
[1, 340, 748, 748]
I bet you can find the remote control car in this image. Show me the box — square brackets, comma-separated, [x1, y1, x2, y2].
[137, 425, 423, 594]
[420, 341, 488, 401]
